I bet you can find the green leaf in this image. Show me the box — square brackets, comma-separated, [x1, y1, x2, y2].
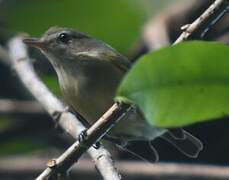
[117, 41, 229, 128]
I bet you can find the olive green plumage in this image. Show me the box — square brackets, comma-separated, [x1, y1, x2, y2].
[23, 27, 203, 159]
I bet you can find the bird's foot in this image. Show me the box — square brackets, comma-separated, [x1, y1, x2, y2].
[78, 129, 87, 142]
[78, 130, 101, 149]
[93, 142, 101, 149]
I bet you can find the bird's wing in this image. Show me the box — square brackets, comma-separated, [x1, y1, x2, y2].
[73, 50, 131, 73]
[109, 54, 132, 73]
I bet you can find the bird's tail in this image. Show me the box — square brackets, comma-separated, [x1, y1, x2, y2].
[160, 129, 203, 158]
[105, 129, 203, 162]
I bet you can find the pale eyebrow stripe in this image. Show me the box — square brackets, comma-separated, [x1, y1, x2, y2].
[74, 51, 101, 58]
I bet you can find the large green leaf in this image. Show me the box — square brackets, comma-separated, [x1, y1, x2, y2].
[117, 41, 229, 128]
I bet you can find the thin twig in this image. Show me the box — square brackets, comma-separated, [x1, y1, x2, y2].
[36, 103, 130, 180]
[174, 0, 225, 44]
[8, 37, 121, 180]
[200, 5, 229, 39]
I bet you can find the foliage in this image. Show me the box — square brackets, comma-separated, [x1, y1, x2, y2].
[117, 41, 229, 128]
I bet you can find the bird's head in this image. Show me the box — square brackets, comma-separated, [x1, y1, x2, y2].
[25, 27, 119, 66]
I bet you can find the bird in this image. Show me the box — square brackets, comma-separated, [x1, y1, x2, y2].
[23, 27, 203, 161]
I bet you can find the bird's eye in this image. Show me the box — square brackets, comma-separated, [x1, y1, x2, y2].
[58, 33, 71, 43]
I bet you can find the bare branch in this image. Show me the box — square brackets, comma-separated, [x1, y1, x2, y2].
[174, 0, 226, 44]
[139, 0, 227, 58]
[0, 99, 45, 115]
[1, 157, 229, 180]
[36, 102, 130, 180]
[8, 37, 121, 180]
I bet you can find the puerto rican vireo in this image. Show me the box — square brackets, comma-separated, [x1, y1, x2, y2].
[23, 27, 203, 160]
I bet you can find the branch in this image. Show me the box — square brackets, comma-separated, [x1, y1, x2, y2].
[8, 37, 121, 180]
[1, 157, 229, 180]
[139, 0, 227, 57]
[174, 0, 226, 44]
[36, 102, 130, 180]
[0, 99, 45, 115]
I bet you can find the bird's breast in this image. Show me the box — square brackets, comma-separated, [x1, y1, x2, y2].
[57, 63, 123, 123]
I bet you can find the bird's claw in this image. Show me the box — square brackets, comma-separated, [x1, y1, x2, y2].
[78, 130, 101, 149]
[93, 142, 101, 149]
[78, 129, 87, 143]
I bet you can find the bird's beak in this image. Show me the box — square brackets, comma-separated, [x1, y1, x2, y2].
[23, 38, 46, 49]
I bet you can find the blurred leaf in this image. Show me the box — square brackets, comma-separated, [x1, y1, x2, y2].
[2, 0, 145, 53]
[0, 116, 14, 131]
[117, 41, 229, 128]
[0, 138, 42, 156]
